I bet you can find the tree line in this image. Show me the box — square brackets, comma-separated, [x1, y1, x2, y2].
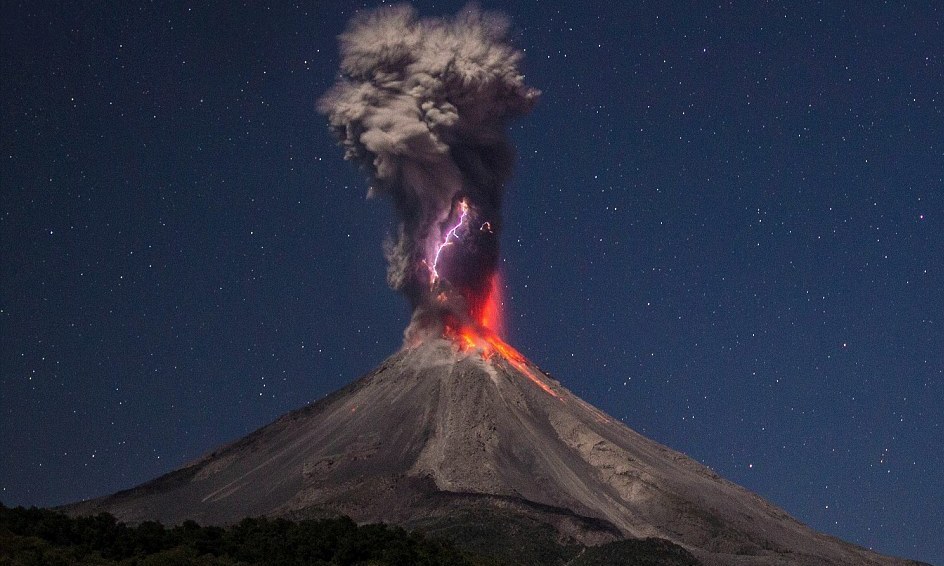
[0, 503, 487, 565]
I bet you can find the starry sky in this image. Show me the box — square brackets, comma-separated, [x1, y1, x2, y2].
[1, 2, 941, 564]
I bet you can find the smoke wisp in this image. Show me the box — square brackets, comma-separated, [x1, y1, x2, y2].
[319, 4, 538, 343]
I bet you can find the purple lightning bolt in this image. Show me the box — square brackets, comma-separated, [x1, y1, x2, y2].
[430, 199, 470, 286]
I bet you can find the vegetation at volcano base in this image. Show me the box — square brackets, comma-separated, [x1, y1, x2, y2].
[0, 503, 701, 565]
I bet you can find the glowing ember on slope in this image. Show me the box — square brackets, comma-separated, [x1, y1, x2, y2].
[485, 334, 559, 398]
[451, 328, 559, 399]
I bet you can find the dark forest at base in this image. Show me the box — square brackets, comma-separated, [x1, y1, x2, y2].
[0, 503, 700, 566]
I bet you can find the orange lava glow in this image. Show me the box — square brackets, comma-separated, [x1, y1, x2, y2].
[445, 275, 559, 399]
[477, 274, 504, 336]
[484, 333, 558, 398]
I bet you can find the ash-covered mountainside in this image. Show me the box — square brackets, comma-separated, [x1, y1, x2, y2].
[65, 339, 924, 566]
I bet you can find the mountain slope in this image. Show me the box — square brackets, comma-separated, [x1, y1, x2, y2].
[64, 339, 924, 566]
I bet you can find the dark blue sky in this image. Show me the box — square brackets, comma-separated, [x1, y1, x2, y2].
[1, 2, 941, 564]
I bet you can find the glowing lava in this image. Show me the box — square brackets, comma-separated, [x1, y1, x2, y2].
[451, 328, 559, 399]
[477, 274, 503, 336]
[443, 277, 559, 399]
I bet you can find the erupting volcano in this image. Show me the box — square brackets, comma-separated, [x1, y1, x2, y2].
[423, 198, 553, 397]
[62, 6, 926, 566]
[316, 4, 537, 347]
[314, 4, 556, 399]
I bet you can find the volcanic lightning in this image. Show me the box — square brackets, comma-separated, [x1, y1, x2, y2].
[429, 199, 470, 286]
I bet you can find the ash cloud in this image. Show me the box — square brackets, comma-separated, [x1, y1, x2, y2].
[319, 4, 538, 342]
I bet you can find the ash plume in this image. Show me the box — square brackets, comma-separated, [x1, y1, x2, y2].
[318, 4, 538, 343]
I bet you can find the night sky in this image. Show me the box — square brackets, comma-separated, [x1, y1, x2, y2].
[1, 2, 941, 564]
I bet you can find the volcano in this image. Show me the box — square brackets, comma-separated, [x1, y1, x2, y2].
[65, 337, 921, 566]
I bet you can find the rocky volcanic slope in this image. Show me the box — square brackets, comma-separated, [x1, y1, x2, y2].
[65, 339, 925, 566]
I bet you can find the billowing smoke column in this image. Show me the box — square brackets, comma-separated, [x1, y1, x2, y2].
[318, 4, 539, 344]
